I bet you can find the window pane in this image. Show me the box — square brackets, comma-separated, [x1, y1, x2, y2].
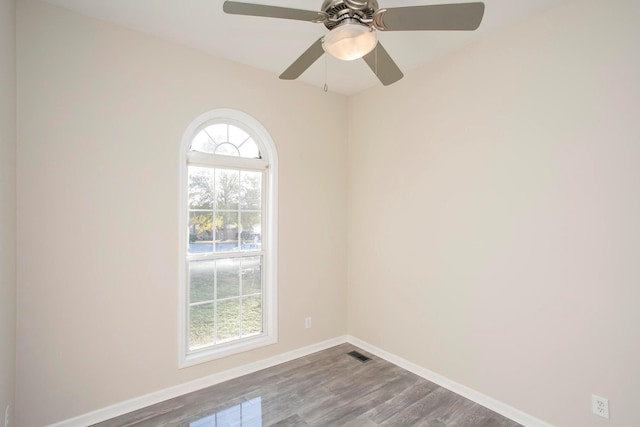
[238, 139, 260, 159]
[189, 211, 213, 254]
[192, 124, 260, 159]
[215, 212, 238, 252]
[214, 143, 240, 157]
[229, 125, 250, 146]
[216, 299, 240, 342]
[190, 303, 214, 349]
[241, 257, 262, 295]
[216, 258, 240, 299]
[215, 169, 239, 210]
[190, 131, 216, 154]
[240, 171, 262, 210]
[189, 260, 215, 303]
[242, 296, 262, 336]
[204, 124, 227, 144]
[241, 212, 261, 250]
[188, 167, 214, 209]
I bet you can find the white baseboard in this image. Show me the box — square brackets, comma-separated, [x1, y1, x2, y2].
[346, 335, 553, 427]
[49, 335, 552, 427]
[48, 336, 348, 427]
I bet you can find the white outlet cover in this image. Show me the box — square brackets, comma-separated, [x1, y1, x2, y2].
[592, 394, 609, 419]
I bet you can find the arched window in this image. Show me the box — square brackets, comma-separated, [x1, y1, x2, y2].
[179, 109, 277, 367]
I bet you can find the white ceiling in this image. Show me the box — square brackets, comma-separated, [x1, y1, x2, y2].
[43, 0, 562, 95]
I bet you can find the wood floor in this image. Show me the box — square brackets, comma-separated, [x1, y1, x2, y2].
[94, 344, 522, 427]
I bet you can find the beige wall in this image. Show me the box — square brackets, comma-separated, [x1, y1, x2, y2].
[0, 0, 16, 424]
[15, 1, 347, 425]
[347, 1, 640, 426]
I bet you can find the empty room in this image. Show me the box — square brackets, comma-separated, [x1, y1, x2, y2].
[1, 0, 639, 426]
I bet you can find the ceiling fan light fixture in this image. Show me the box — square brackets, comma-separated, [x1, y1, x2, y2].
[322, 22, 377, 61]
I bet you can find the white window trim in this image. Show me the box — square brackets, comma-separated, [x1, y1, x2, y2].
[178, 109, 278, 368]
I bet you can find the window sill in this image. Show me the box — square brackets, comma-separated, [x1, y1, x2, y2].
[179, 334, 277, 368]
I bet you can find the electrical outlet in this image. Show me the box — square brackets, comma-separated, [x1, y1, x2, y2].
[4, 405, 9, 427]
[592, 395, 609, 419]
[305, 317, 312, 329]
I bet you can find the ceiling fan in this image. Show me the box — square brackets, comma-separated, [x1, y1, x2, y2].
[223, 0, 485, 86]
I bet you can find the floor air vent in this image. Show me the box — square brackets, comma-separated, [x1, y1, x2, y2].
[347, 350, 372, 363]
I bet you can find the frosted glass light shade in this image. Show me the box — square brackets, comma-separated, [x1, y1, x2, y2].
[322, 23, 378, 61]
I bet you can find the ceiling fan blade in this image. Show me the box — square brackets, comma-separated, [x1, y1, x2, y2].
[223, 1, 320, 23]
[376, 2, 485, 31]
[280, 38, 325, 80]
[363, 43, 404, 86]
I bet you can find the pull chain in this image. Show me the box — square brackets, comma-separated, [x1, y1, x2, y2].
[324, 53, 329, 92]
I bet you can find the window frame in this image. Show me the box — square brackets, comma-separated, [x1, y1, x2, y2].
[179, 109, 278, 368]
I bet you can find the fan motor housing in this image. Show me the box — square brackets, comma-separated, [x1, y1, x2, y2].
[320, 0, 379, 30]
